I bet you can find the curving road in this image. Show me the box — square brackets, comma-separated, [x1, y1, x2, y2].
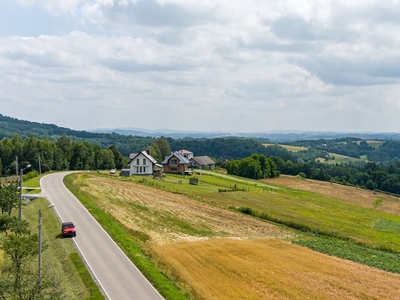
[40, 172, 164, 300]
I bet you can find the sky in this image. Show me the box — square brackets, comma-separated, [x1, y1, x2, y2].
[1, 0, 400, 133]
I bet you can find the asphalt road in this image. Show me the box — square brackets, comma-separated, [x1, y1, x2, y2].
[40, 172, 164, 300]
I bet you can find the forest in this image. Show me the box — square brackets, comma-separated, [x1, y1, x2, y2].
[2, 114, 400, 196]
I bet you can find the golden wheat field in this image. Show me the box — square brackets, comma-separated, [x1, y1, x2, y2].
[153, 238, 400, 300]
[79, 174, 400, 299]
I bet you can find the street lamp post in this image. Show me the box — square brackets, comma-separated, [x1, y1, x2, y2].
[38, 203, 56, 287]
[18, 164, 31, 220]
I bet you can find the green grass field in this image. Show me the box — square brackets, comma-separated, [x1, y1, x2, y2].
[263, 143, 307, 152]
[318, 153, 365, 164]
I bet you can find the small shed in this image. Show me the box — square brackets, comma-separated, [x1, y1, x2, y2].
[120, 169, 131, 177]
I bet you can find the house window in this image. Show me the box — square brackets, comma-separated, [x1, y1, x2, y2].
[171, 158, 177, 165]
[140, 167, 142, 173]
[136, 167, 138, 172]
[143, 159, 146, 165]
[144, 167, 146, 173]
[137, 159, 140, 165]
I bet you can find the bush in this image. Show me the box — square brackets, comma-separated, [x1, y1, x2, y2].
[238, 207, 254, 215]
[24, 170, 39, 181]
[298, 172, 306, 179]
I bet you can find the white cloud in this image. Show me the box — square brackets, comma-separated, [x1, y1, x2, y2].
[1, 0, 400, 132]
[15, 0, 84, 15]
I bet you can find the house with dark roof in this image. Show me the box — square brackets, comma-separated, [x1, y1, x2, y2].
[162, 152, 190, 174]
[128, 150, 160, 175]
[189, 156, 215, 170]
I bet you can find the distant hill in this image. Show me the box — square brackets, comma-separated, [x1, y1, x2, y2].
[1, 113, 400, 142]
[0, 114, 101, 140]
[93, 127, 400, 142]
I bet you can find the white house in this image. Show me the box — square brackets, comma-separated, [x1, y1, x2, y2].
[129, 150, 159, 175]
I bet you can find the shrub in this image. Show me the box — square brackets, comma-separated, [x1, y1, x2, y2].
[238, 207, 254, 215]
[24, 170, 39, 181]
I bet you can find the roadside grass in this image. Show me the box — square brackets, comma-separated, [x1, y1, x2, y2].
[23, 198, 103, 300]
[0, 249, 3, 274]
[64, 173, 188, 300]
[24, 176, 42, 187]
[70, 253, 105, 300]
[23, 187, 42, 194]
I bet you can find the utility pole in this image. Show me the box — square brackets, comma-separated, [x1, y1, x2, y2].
[38, 204, 56, 287]
[16, 156, 18, 175]
[38, 154, 42, 175]
[19, 165, 31, 220]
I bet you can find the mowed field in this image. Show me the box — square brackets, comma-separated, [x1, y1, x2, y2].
[71, 173, 400, 299]
[263, 143, 307, 152]
[263, 175, 400, 215]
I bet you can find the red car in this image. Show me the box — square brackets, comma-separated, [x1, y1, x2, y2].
[61, 222, 76, 237]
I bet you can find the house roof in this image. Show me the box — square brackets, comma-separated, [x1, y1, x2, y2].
[190, 156, 215, 166]
[178, 149, 193, 154]
[162, 152, 190, 164]
[129, 151, 158, 164]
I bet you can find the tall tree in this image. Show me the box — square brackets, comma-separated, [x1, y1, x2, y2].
[0, 182, 19, 215]
[108, 145, 124, 169]
[154, 138, 171, 160]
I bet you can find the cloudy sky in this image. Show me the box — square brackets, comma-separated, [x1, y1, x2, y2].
[1, 0, 400, 133]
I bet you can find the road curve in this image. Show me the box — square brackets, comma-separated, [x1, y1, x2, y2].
[40, 172, 164, 300]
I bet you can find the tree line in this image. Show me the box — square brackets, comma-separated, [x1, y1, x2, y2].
[225, 154, 279, 179]
[288, 138, 400, 165]
[2, 132, 400, 195]
[0, 134, 174, 177]
[0, 134, 124, 176]
[224, 155, 400, 195]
